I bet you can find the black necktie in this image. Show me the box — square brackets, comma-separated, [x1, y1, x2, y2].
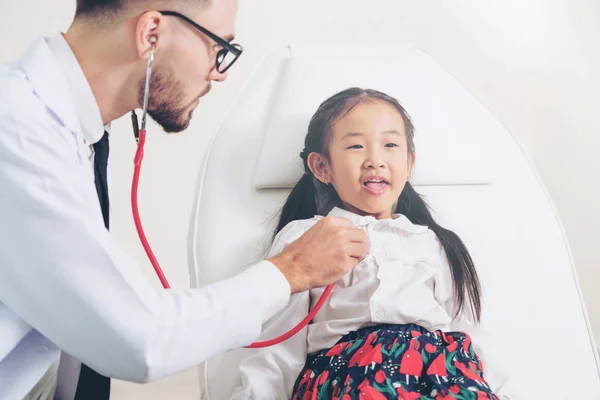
[74, 131, 111, 399]
[93, 131, 110, 230]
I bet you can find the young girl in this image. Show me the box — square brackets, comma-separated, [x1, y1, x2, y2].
[232, 88, 514, 399]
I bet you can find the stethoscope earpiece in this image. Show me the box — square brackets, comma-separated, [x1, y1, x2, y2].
[130, 35, 156, 142]
[131, 35, 157, 143]
[140, 38, 156, 133]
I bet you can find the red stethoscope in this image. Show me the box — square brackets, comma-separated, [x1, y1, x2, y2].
[129, 38, 334, 348]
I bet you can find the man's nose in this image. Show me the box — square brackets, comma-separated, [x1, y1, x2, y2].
[208, 67, 228, 82]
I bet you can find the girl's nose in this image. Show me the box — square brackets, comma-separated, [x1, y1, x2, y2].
[363, 153, 385, 169]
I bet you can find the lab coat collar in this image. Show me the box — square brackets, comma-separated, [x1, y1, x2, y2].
[327, 206, 428, 234]
[19, 34, 105, 145]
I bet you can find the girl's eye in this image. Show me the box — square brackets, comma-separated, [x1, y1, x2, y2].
[347, 144, 363, 150]
[385, 143, 399, 148]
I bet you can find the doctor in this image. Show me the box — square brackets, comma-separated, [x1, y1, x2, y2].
[0, 0, 369, 399]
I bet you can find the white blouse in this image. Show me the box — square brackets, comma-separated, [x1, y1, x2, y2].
[232, 207, 516, 399]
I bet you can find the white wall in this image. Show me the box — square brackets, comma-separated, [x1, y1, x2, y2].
[1, 1, 598, 398]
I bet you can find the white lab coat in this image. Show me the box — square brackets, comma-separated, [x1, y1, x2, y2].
[0, 34, 291, 400]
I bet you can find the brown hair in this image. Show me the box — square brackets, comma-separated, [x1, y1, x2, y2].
[74, 0, 211, 21]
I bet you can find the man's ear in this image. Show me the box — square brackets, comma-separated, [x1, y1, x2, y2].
[134, 11, 164, 59]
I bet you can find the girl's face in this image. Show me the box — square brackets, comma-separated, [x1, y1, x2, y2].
[308, 101, 415, 220]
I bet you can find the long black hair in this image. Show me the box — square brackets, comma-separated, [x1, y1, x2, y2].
[274, 87, 482, 322]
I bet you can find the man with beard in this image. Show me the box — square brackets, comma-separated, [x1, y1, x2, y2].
[0, 1, 370, 399]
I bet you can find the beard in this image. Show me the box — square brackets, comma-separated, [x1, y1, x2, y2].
[138, 62, 198, 133]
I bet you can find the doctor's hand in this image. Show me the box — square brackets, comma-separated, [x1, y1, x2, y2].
[268, 216, 369, 294]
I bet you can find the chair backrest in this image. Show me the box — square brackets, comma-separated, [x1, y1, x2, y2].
[188, 44, 600, 399]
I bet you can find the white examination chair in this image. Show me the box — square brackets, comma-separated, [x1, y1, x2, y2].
[188, 45, 600, 399]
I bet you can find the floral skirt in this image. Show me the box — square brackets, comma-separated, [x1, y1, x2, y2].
[291, 324, 499, 400]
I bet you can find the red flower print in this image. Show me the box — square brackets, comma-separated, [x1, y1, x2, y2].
[397, 385, 422, 399]
[366, 331, 379, 344]
[375, 370, 386, 384]
[350, 343, 384, 372]
[454, 361, 488, 387]
[348, 340, 375, 367]
[315, 370, 330, 387]
[399, 338, 423, 384]
[446, 341, 458, 353]
[357, 379, 387, 400]
[469, 361, 478, 372]
[425, 343, 437, 353]
[364, 343, 383, 364]
[427, 353, 448, 384]
[298, 369, 313, 388]
[325, 342, 349, 357]
[449, 385, 460, 394]
[333, 386, 342, 397]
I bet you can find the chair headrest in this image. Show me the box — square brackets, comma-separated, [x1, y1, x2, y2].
[253, 45, 502, 189]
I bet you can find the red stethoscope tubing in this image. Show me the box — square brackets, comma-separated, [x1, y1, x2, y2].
[131, 41, 333, 348]
[131, 127, 334, 348]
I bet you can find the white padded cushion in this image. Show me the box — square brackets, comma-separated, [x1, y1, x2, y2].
[189, 44, 600, 400]
[254, 46, 497, 189]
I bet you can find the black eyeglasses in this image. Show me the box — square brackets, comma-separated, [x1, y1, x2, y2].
[159, 10, 243, 74]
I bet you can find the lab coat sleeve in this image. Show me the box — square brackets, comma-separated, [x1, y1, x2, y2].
[0, 88, 291, 383]
[433, 240, 519, 399]
[231, 220, 316, 400]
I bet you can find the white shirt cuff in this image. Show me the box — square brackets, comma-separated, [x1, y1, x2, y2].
[241, 261, 291, 324]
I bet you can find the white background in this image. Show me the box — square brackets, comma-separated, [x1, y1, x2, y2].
[1, 1, 598, 398]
